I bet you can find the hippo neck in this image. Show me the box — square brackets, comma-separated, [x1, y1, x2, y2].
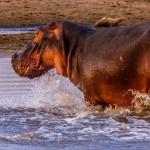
[62, 22, 94, 85]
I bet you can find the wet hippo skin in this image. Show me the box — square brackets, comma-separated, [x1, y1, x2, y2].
[12, 20, 150, 107]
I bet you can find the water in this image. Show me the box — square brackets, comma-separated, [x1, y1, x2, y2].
[0, 57, 150, 150]
[0, 26, 39, 35]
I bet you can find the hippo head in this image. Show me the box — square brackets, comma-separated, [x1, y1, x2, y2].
[12, 21, 68, 78]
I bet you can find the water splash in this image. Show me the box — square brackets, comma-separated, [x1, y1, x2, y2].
[130, 90, 150, 112]
[0, 57, 150, 146]
[31, 69, 85, 112]
[0, 58, 85, 110]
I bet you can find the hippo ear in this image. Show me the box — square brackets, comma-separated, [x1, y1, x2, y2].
[48, 22, 62, 40]
[49, 22, 57, 30]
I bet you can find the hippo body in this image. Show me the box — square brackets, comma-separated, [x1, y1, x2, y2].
[12, 20, 150, 107]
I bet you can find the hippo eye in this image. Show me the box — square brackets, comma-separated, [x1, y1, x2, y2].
[49, 22, 57, 30]
[35, 31, 40, 37]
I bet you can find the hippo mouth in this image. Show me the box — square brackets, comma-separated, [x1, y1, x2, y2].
[12, 57, 49, 79]
[23, 65, 49, 79]
[13, 64, 49, 79]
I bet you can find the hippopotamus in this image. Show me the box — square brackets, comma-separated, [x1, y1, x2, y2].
[12, 20, 150, 107]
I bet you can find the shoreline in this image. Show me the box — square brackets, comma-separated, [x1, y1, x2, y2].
[0, 0, 150, 27]
[0, 0, 149, 53]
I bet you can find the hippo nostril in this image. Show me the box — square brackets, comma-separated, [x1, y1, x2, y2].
[12, 53, 18, 60]
[12, 53, 22, 71]
[12, 52, 23, 65]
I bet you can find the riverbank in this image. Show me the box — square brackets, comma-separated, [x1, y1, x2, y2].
[0, 0, 150, 53]
[0, 0, 150, 27]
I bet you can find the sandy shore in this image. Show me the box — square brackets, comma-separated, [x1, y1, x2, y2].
[0, 0, 150, 27]
[0, 0, 150, 53]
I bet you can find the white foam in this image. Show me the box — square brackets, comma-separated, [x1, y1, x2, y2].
[31, 69, 85, 109]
